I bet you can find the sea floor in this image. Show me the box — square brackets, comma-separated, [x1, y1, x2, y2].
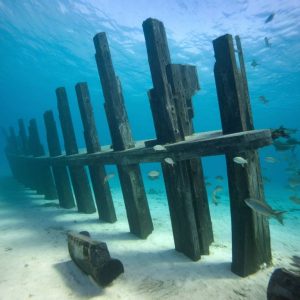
[0, 176, 299, 300]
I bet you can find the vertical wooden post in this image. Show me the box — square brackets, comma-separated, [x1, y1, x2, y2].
[18, 119, 30, 155]
[56, 87, 96, 214]
[93, 32, 153, 239]
[75, 82, 117, 223]
[6, 127, 21, 181]
[27, 119, 57, 200]
[142, 18, 213, 260]
[213, 34, 271, 277]
[43, 110, 75, 209]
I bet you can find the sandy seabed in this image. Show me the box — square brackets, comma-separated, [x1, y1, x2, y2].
[0, 176, 299, 300]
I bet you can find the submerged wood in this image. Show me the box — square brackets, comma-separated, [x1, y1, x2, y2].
[27, 119, 57, 200]
[43, 110, 75, 209]
[213, 34, 271, 277]
[75, 82, 116, 223]
[143, 17, 214, 259]
[16, 129, 272, 167]
[56, 87, 96, 214]
[267, 268, 300, 300]
[93, 32, 153, 239]
[67, 231, 124, 286]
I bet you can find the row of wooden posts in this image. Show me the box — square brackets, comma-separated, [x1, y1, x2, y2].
[3, 18, 273, 277]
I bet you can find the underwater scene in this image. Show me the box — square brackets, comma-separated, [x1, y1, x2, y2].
[0, 1, 299, 299]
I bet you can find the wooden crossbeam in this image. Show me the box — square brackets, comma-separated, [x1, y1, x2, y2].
[11, 129, 272, 167]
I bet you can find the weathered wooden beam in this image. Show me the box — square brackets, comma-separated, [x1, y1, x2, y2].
[27, 119, 57, 199]
[68, 231, 124, 286]
[213, 34, 271, 277]
[75, 82, 116, 223]
[56, 87, 96, 214]
[93, 32, 153, 239]
[143, 17, 213, 259]
[18, 129, 272, 167]
[43, 110, 75, 209]
[18, 119, 30, 155]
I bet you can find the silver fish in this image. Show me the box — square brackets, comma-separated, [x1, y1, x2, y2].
[153, 145, 167, 151]
[233, 156, 248, 167]
[164, 157, 175, 166]
[103, 173, 115, 184]
[147, 170, 160, 180]
[244, 198, 286, 225]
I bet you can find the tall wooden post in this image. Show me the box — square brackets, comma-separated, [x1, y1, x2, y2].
[213, 34, 271, 277]
[43, 110, 75, 209]
[93, 32, 153, 239]
[27, 119, 57, 199]
[75, 82, 117, 223]
[142, 18, 213, 260]
[56, 87, 96, 214]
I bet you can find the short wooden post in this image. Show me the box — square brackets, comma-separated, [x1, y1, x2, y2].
[143, 18, 213, 260]
[27, 119, 57, 199]
[213, 34, 271, 277]
[75, 82, 117, 223]
[93, 32, 153, 239]
[56, 87, 96, 214]
[43, 110, 75, 209]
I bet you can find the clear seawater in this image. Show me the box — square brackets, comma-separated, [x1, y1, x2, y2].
[0, 0, 299, 279]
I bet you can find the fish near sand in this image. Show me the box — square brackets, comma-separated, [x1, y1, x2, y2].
[244, 198, 286, 225]
[233, 156, 247, 167]
[265, 13, 275, 23]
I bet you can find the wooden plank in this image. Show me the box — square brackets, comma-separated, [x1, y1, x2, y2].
[56, 87, 96, 214]
[43, 110, 75, 209]
[213, 34, 271, 277]
[20, 129, 272, 167]
[93, 32, 153, 239]
[27, 119, 57, 200]
[75, 82, 116, 223]
[143, 17, 212, 259]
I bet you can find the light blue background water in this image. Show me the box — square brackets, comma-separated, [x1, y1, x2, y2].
[0, 0, 299, 202]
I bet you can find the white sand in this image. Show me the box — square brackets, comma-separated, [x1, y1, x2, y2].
[0, 176, 299, 300]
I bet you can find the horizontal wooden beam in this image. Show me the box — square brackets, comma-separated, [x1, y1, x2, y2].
[10, 129, 272, 166]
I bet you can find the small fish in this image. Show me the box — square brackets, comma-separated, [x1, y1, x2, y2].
[212, 193, 219, 206]
[289, 195, 300, 205]
[164, 157, 175, 166]
[286, 138, 300, 146]
[233, 156, 248, 167]
[244, 198, 286, 225]
[265, 13, 275, 24]
[147, 170, 160, 180]
[215, 175, 224, 181]
[205, 181, 212, 187]
[258, 95, 269, 104]
[273, 140, 295, 152]
[214, 185, 223, 193]
[251, 59, 259, 68]
[103, 173, 115, 184]
[153, 145, 167, 151]
[264, 156, 278, 163]
[264, 37, 271, 47]
[288, 175, 300, 188]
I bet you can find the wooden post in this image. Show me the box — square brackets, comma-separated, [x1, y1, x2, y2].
[213, 34, 271, 277]
[56, 87, 96, 214]
[75, 82, 117, 223]
[142, 18, 213, 260]
[43, 110, 75, 209]
[27, 119, 57, 199]
[18, 119, 30, 155]
[93, 32, 153, 239]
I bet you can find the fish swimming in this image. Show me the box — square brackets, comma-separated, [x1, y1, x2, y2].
[164, 157, 175, 166]
[153, 145, 167, 151]
[251, 59, 259, 68]
[265, 13, 275, 23]
[264, 37, 271, 47]
[264, 156, 278, 163]
[258, 95, 269, 104]
[147, 170, 160, 180]
[244, 198, 286, 225]
[103, 173, 115, 184]
[233, 156, 248, 167]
